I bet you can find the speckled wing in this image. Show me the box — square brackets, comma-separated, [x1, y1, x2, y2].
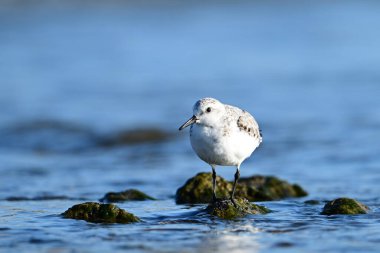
[224, 105, 263, 144]
[237, 112, 262, 142]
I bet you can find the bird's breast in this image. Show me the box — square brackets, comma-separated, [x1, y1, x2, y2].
[189, 124, 258, 166]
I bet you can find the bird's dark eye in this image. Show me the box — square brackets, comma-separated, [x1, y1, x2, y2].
[206, 107, 211, 113]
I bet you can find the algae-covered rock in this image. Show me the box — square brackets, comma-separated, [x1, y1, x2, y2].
[175, 172, 236, 204]
[62, 202, 140, 223]
[206, 198, 270, 219]
[239, 175, 308, 201]
[175, 172, 307, 204]
[100, 189, 156, 203]
[321, 198, 369, 215]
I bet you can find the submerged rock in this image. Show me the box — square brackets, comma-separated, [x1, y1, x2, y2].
[100, 189, 156, 203]
[1, 120, 96, 152]
[5, 195, 71, 201]
[206, 198, 270, 219]
[98, 128, 172, 147]
[62, 202, 140, 223]
[304, 200, 320, 205]
[175, 172, 307, 204]
[321, 198, 369, 215]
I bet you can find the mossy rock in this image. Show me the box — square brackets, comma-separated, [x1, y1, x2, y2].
[100, 189, 155, 203]
[206, 198, 270, 219]
[62, 202, 140, 223]
[175, 172, 307, 204]
[175, 172, 237, 204]
[321, 198, 369, 215]
[239, 175, 308, 201]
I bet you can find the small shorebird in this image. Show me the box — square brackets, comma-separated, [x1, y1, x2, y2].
[179, 97, 262, 205]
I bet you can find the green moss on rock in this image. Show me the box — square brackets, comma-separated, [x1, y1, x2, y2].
[206, 198, 270, 219]
[100, 189, 155, 203]
[239, 175, 308, 201]
[175, 172, 235, 204]
[321, 198, 369, 215]
[62, 202, 140, 223]
[175, 172, 307, 204]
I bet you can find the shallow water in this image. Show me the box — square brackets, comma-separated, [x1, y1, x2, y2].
[1, 1, 380, 252]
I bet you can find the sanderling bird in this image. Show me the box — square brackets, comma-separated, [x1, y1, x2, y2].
[179, 97, 262, 205]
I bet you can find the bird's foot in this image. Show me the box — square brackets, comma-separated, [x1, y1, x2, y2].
[230, 197, 238, 208]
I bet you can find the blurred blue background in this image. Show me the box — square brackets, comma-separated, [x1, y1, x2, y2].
[0, 1, 380, 252]
[1, 0, 379, 130]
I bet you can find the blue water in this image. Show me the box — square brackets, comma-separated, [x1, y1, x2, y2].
[1, 1, 380, 252]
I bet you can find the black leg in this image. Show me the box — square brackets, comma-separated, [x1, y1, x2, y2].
[212, 166, 217, 202]
[230, 167, 240, 206]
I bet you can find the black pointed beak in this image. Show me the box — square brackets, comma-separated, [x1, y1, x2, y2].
[179, 115, 197, 131]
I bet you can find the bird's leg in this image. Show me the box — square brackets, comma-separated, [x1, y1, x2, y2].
[230, 166, 240, 207]
[211, 165, 217, 203]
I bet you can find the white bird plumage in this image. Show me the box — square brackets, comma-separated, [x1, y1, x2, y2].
[179, 97, 262, 204]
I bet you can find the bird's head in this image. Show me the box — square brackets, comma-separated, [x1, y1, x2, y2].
[179, 97, 225, 130]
